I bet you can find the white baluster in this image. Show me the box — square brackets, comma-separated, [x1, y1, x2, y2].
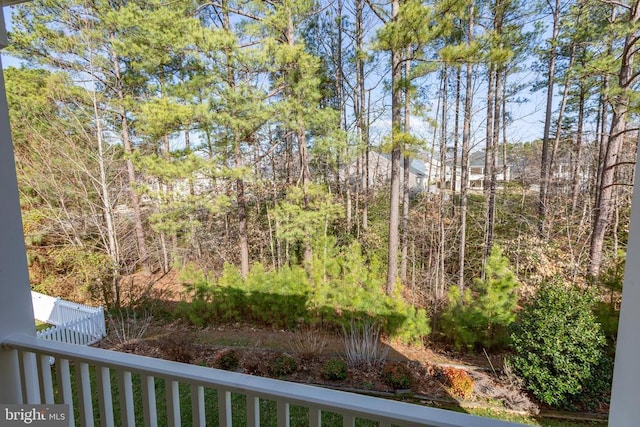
[191, 384, 205, 427]
[218, 389, 232, 427]
[117, 370, 135, 427]
[166, 379, 181, 427]
[141, 375, 157, 427]
[96, 366, 114, 427]
[77, 362, 94, 427]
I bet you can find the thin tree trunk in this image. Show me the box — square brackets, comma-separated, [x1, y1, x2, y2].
[590, 1, 640, 277]
[236, 145, 250, 277]
[162, 133, 174, 274]
[548, 41, 577, 209]
[386, 0, 402, 294]
[223, 1, 250, 278]
[401, 49, 411, 283]
[486, 64, 501, 257]
[336, 0, 350, 233]
[539, 0, 560, 235]
[452, 65, 461, 198]
[110, 41, 149, 272]
[571, 88, 585, 214]
[596, 85, 609, 210]
[91, 86, 120, 306]
[502, 70, 508, 184]
[486, 0, 504, 257]
[299, 126, 313, 267]
[267, 210, 277, 269]
[356, 0, 369, 233]
[438, 66, 448, 297]
[484, 63, 495, 196]
[458, 3, 474, 293]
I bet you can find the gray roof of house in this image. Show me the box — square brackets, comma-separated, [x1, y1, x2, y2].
[379, 153, 429, 177]
[469, 150, 509, 167]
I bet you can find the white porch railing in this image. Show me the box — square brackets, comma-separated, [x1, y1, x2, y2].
[2, 334, 524, 427]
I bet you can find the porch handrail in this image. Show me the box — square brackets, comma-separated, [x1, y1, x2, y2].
[2, 334, 524, 427]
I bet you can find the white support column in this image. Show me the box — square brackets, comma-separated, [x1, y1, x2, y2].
[610, 142, 640, 426]
[0, 6, 37, 403]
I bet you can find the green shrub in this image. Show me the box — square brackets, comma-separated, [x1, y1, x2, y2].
[567, 354, 614, 411]
[439, 245, 519, 350]
[322, 358, 348, 381]
[593, 251, 623, 347]
[214, 349, 240, 371]
[510, 280, 605, 407]
[177, 247, 430, 344]
[381, 362, 413, 390]
[270, 354, 297, 377]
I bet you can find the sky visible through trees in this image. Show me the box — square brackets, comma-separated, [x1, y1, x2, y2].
[2, 6, 554, 144]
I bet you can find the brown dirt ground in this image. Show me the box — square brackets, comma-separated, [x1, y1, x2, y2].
[116, 270, 507, 371]
[97, 318, 538, 414]
[97, 271, 542, 412]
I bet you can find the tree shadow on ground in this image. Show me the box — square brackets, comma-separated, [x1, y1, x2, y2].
[171, 286, 411, 339]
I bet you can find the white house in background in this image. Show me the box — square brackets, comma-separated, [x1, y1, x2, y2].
[341, 151, 447, 194]
[342, 150, 517, 193]
[468, 151, 512, 189]
[553, 159, 592, 190]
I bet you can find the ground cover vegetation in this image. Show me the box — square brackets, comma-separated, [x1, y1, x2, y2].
[6, 0, 637, 420]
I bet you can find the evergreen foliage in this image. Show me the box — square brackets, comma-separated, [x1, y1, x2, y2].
[439, 245, 519, 350]
[510, 280, 605, 407]
[177, 240, 430, 344]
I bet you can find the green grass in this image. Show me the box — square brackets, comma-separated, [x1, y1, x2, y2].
[35, 320, 52, 332]
[442, 405, 607, 427]
[53, 366, 381, 427]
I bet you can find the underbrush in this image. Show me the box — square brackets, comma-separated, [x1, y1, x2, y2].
[175, 243, 429, 344]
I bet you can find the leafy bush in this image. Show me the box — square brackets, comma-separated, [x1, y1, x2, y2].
[439, 245, 519, 350]
[382, 362, 413, 390]
[322, 358, 348, 381]
[441, 367, 474, 400]
[270, 354, 297, 377]
[214, 349, 240, 371]
[510, 280, 605, 407]
[567, 354, 614, 412]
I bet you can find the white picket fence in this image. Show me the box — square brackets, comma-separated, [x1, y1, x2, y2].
[32, 291, 106, 346]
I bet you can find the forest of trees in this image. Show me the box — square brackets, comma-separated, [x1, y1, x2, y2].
[3, 0, 639, 408]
